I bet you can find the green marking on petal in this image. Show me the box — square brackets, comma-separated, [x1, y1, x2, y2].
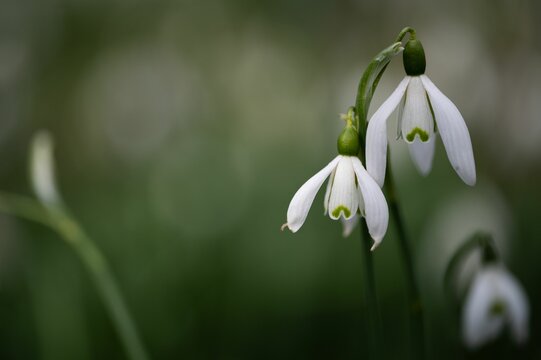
[489, 300, 506, 316]
[406, 127, 429, 142]
[332, 206, 351, 218]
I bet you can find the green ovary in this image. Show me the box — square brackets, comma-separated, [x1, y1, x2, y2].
[332, 206, 351, 218]
[406, 127, 429, 142]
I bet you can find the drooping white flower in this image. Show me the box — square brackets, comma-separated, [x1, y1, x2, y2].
[366, 39, 476, 187]
[30, 130, 62, 207]
[282, 155, 388, 250]
[462, 264, 529, 349]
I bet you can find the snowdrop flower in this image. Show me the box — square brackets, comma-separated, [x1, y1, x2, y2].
[282, 113, 388, 249]
[462, 264, 529, 349]
[366, 38, 476, 187]
[30, 130, 62, 207]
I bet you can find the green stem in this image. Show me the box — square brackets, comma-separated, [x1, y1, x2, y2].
[353, 36, 404, 358]
[396, 27, 417, 42]
[383, 159, 425, 360]
[0, 192, 149, 360]
[359, 219, 382, 358]
[354, 42, 403, 138]
[443, 232, 498, 301]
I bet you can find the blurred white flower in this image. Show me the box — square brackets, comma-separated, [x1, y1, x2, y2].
[462, 264, 529, 349]
[366, 75, 476, 186]
[30, 131, 61, 207]
[282, 155, 388, 249]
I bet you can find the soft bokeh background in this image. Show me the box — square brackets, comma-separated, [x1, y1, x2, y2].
[1, 0, 540, 358]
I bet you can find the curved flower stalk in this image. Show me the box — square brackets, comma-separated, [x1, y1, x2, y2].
[462, 264, 529, 348]
[366, 35, 476, 187]
[0, 131, 149, 360]
[282, 112, 389, 250]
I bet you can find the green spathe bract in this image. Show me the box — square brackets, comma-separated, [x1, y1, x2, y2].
[403, 39, 426, 76]
[337, 126, 360, 156]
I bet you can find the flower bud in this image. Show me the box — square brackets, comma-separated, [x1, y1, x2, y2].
[403, 39, 426, 76]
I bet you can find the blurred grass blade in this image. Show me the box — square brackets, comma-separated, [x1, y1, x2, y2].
[0, 192, 149, 360]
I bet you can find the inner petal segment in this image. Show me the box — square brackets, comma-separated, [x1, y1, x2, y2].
[328, 157, 359, 220]
[401, 76, 434, 143]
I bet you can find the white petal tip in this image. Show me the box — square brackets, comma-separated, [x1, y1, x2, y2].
[457, 172, 476, 186]
[465, 176, 476, 187]
[280, 223, 289, 232]
[342, 227, 354, 238]
[370, 241, 381, 251]
[455, 165, 476, 186]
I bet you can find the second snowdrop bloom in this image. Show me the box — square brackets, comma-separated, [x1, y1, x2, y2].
[462, 264, 529, 349]
[366, 38, 476, 187]
[282, 115, 389, 249]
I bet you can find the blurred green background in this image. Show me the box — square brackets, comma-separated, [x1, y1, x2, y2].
[1, 0, 540, 358]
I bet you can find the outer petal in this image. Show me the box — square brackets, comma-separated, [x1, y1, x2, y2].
[351, 157, 389, 249]
[396, 94, 406, 139]
[323, 168, 336, 215]
[284, 156, 341, 232]
[421, 75, 476, 186]
[341, 215, 359, 238]
[328, 157, 359, 220]
[366, 76, 410, 187]
[497, 268, 530, 344]
[408, 136, 436, 176]
[462, 268, 505, 348]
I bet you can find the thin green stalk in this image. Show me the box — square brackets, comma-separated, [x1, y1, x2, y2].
[0, 192, 149, 360]
[359, 219, 381, 358]
[357, 141, 382, 357]
[353, 39, 402, 357]
[395, 27, 417, 42]
[383, 159, 425, 359]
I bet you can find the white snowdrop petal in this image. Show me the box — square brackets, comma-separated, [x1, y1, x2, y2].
[408, 136, 436, 176]
[323, 168, 336, 215]
[498, 269, 530, 344]
[396, 94, 406, 140]
[421, 75, 476, 186]
[351, 157, 388, 249]
[401, 76, 434, 143]
[285, 156, 341, 232]
[357, 185, 365, 217]
[462, 268, 504, 348]
[328, 157, 359, 220]
[341, 215, 359, 238]
[366, 76, 410, 187]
